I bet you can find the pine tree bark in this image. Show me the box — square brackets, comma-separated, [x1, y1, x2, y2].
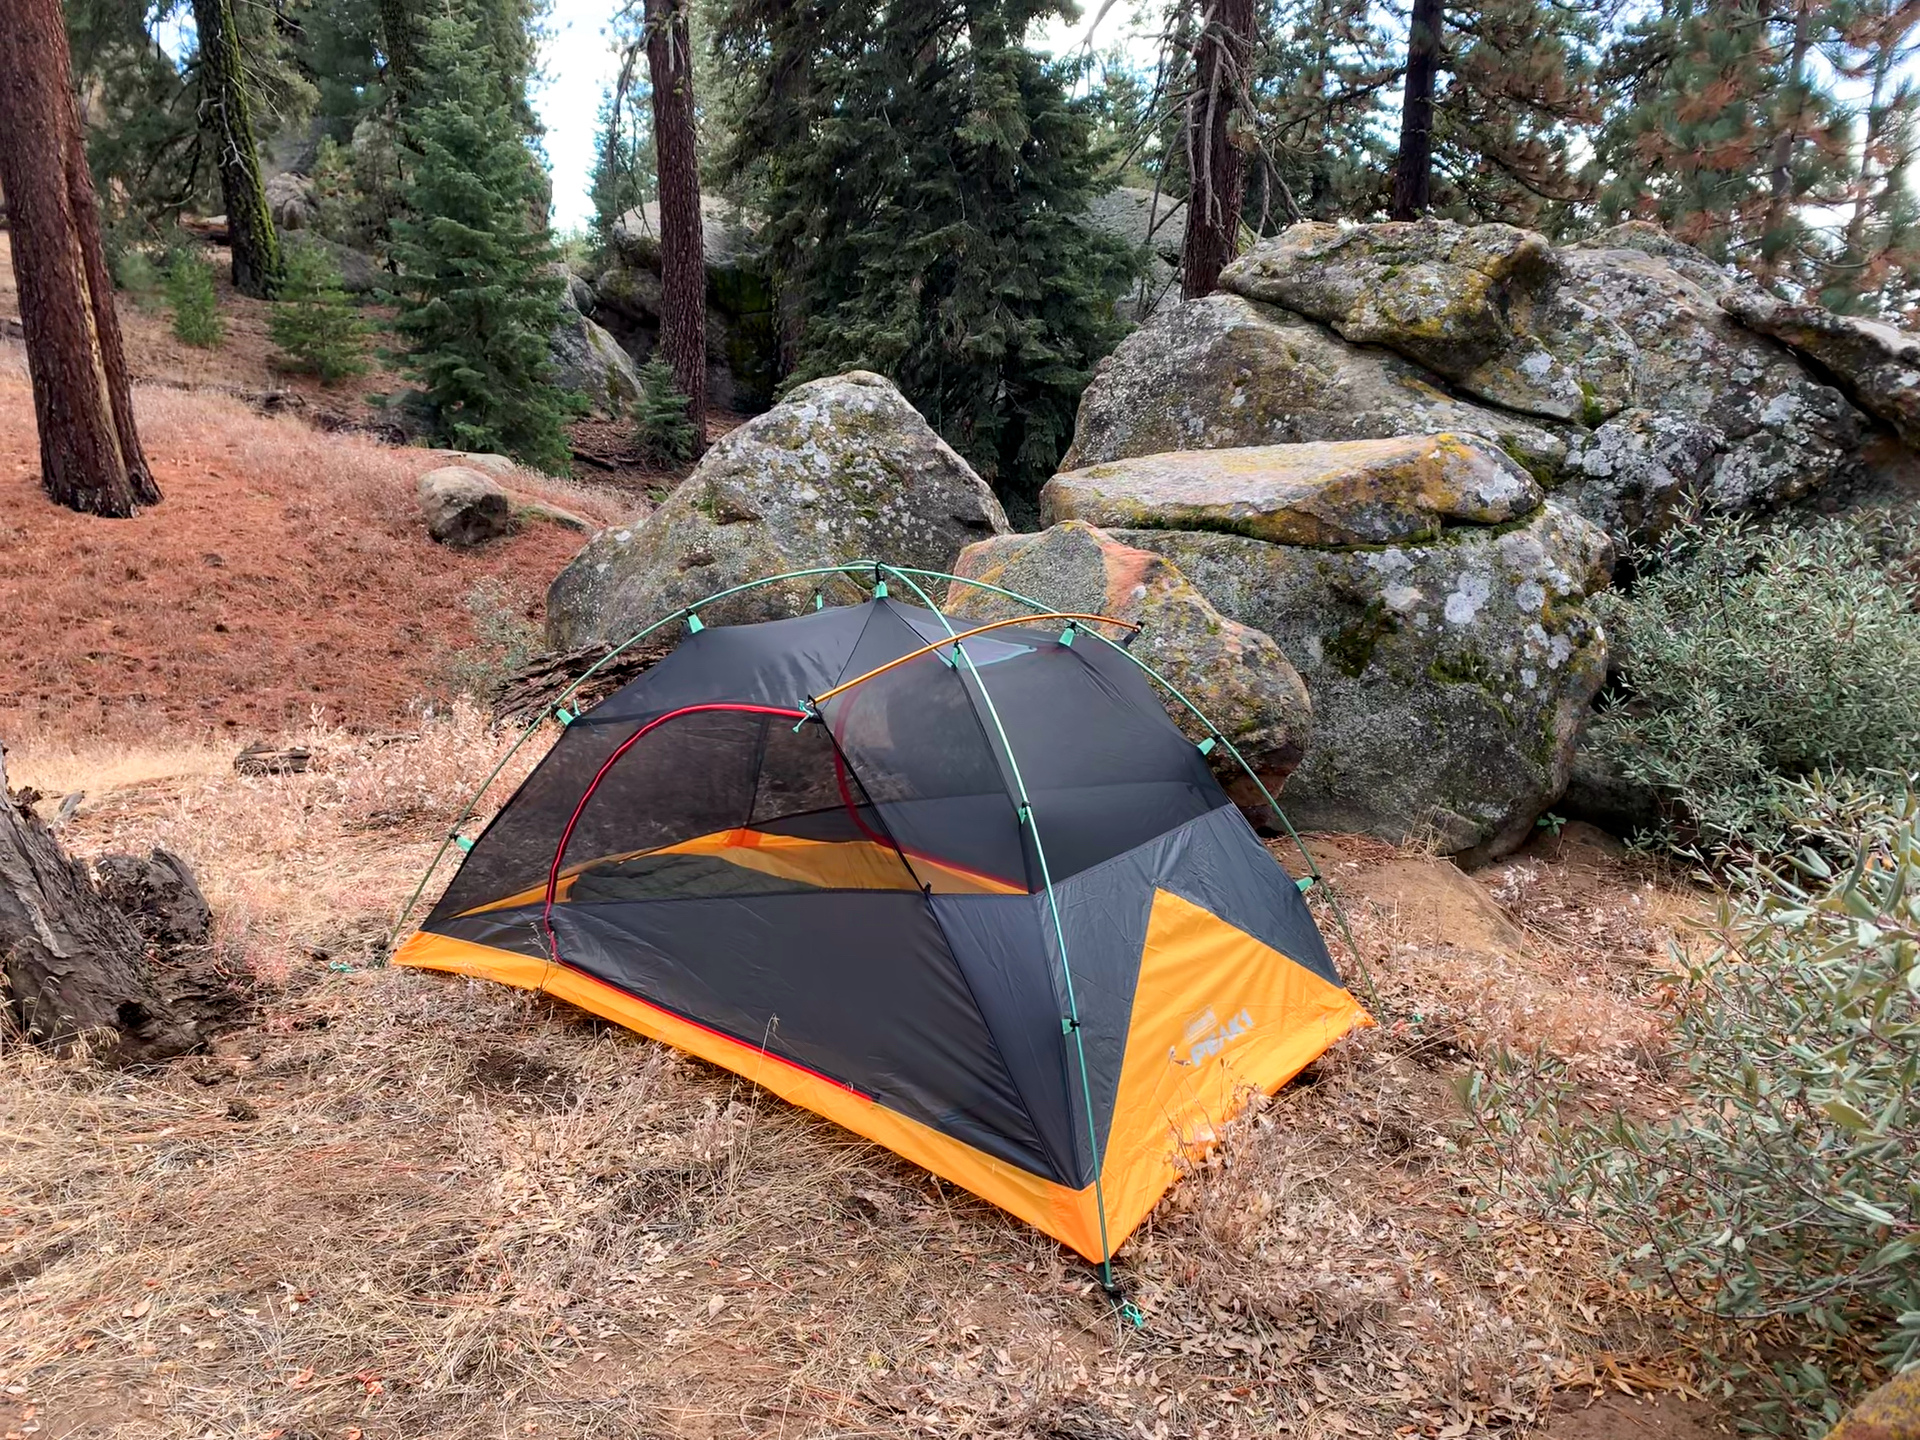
[378, 0, 422, 109]
[645, 0, 708, 456]
[192, 0, 281, 297]
[0, 0, 160, 517]
[0, 749, 201, 1065]
[1181, 0, 1255, 298]
[1390, 0, 1444, 220]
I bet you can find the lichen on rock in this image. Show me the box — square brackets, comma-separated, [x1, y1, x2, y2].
[545, 371, 1009, 648]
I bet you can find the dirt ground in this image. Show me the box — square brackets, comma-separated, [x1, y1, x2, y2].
[0, 232, 1739, 1439]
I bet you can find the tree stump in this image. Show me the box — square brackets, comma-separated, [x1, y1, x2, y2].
[0, 749, 200, 1064]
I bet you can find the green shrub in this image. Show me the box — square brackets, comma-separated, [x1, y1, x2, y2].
[1593, 513, 1920, 856]
[268, 239, 368, 383]
[1465, 775, 1920, 1432]
[631, 356, 697, 464]
[166, 248, 224, 348]
[444, 578, 541, 702]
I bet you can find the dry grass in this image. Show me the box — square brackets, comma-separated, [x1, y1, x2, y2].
[0, 729, 1716, 1439]
[0, 350, 626, 746]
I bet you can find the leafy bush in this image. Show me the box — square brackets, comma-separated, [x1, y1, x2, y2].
[1592, 513, 1920, 856]
[1465, 776, 1920, 1432]
[268, 239, 368, 383]
[631, 356, 698, 463]
[166, 248, 224, 348]
[444, 579, 541, 702]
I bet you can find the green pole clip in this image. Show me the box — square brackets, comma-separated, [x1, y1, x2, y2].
[451, 833, 474, 853]
[1060, 1016, 1080, 1034]
[1017, 803, 1032, 826]
[553, 705, 575, 727]
[813, 591, 824, 611]
[1058, 623, 1076, 647]
[685, 613, 705, 635]
[1296, 875, 1314, 893]
[1196, 737, 1215, 756]
[873, 580, 888, 599]
[793, 704, 815, 733]
[1118, 1301, 1147, 1330]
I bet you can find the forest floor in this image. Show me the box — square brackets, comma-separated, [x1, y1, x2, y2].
[0, 262, 1733, 1439]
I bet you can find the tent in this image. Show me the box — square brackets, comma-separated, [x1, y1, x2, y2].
[394, 579, 1369, 1271]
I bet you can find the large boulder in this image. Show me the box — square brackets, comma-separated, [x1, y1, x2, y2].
[545, 371, 1010, 647]
[1721, 288, 1920, 452]
[265, 171, 316, 232]
[548, 308, 641, 416]
[1064, 292, 1571, 482]
[1044, 433, 1540, 545]
[1083, 185, 1188, 323]
[595, 195, 777, 412]
[1040, 440, 1614, 859]
[1078, 219, 1892, 552]
[418, 466, 513, 547]
[945, 521, 1312, 825]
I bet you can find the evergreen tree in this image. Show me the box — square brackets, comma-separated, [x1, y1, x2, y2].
[1827, 0, 1920, 316]
[1248, 0, 1396, 223]
[1595, 0, 1850, 279]
[588, 38, 656, 254]
[269, 239, 369, 383]
[166, 246, 224, 347]
[632, 355, 699, 461]
[719, 0, 1135, 503]
[388, 3, 571, 471]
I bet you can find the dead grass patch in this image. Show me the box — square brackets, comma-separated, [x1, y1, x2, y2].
[0, 731, 1715, 1438]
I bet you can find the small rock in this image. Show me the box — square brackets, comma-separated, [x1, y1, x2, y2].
[227, 1098, 259, 1122]
[418, 466, 513, 547]
[512, 499, 592, 532]
[1723, 288, 1920, 452]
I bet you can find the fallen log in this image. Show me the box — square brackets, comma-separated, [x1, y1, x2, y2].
[489, 634, 680, 725]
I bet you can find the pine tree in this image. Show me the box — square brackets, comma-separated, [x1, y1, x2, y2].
[1595, 0, 1851, 278]
[1248, 0, 1396, 223]
[719, 0, 1135, 503]
[269, 240, 369, 383]
[632, 356, 699, 461]
[167, 247, 224, 348]
[389, 3, 571, 472]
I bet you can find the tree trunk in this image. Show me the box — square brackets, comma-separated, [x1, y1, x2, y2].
[0, 749, 201, 1065]
[0, 0, 160, 517]
[1390, 0, 1444, 220]
[378, 0, 422, 109]
[645, 0, 708, 456]
[192, 0, 281, 298]
[1180, 0, 1255, 298]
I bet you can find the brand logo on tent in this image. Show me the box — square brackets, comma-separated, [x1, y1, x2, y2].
[1177, 1006, 1254, 1066]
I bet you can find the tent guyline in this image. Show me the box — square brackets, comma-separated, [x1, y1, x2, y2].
[389, 560, 1374, 1304]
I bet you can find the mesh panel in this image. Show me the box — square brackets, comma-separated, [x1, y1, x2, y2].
[820, 648, 1033, 894]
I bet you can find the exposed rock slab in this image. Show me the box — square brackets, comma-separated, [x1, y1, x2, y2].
[946, 521, 1312, 826]
[1722, 289, 1920, 451]
[546, 372, 1009, 647]
[1110, 500, 1613, 859]
[1042, 433, 1540, 546]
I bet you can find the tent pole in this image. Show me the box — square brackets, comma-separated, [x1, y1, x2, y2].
[872, 565, 1133, 1317]
[890, 568, 1382, 1019]
[389, 561, 894, 944]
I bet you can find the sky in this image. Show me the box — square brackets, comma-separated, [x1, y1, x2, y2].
[530, 0, 1117, 232]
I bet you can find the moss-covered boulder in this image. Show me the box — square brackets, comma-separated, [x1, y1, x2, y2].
[946, 521, 1312, 826]
[545, 371, 1009, 647]
[1076, 222, 1886, 552]
[547, 309, 640, 417]
[1827, 1368, 1920, 1440]
[1061, 440, 1614, 857]
[1042, 433, 1540, 546]
[1064, 293, 1571, 481]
